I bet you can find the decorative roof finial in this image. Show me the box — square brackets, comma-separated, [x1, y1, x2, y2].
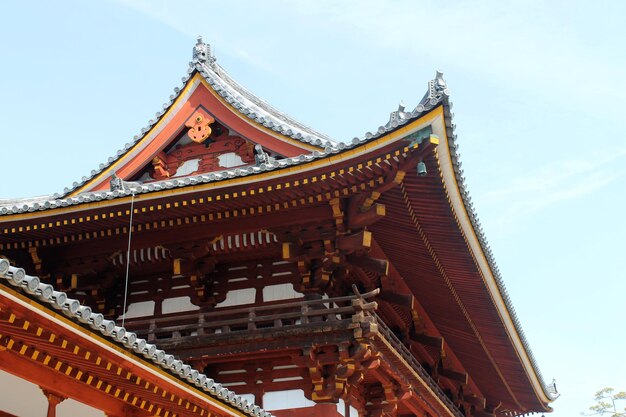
[254, 144, 275, 166]
[193, 36, 216, 67]
[385, 101, 409, 128]
[434, 70, 447, 93]
[110, 173, 142, 193]
[414, 70, 450, 113]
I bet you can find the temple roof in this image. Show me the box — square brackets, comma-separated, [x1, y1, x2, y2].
[60, 36, 341, 198]
[0, 38, 557, 413]
[0, 258, 272, 417]
[0, 63, 446, 216]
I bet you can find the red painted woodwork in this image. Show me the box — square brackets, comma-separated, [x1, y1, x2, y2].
[0, 290, 242, 417]
[271, 404, 343, 417]
[185, 109, 215, 144]
[0, 352, 137, 417]
[0, 131, 550, 415]
[85, 81, 314, 193]
[150, 128, 255, 180]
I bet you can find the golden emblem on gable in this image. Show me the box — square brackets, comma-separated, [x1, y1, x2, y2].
[185, 112, 215, 143]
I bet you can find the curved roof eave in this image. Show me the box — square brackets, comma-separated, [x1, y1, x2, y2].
[0, 258, 273, 417]
[0, 66, 444, 217]
[53, 37, 339, 199]
[0, 60, 556, 406]
[434, 90, 557, 407]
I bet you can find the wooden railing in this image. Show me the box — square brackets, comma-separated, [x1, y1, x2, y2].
[124, 290, 378, 341]
[373, 313, 465, 417]
[124, 289, 463, 417]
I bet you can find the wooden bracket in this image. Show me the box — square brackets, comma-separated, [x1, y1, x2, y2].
[347, 254, 389, 276]
[29, 247, 42, 275]
[347, 203, 386, 229]
[409, 330, 444, 351]
[337, 230, 372, 253]
[439, 368, 469, 384]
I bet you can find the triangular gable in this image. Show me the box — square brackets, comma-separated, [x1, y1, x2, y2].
[68, 38, 334, 196]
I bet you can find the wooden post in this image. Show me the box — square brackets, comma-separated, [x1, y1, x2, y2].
[40, 389, 66, 417]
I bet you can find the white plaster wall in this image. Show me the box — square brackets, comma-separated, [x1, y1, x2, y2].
[162, 296, 200, 314]
[0, 370, 104, 417]
[57, 399, 106, 417]
[218, 152, 245, 168]
[119, 300, 155, 319]
[262, 283, 302, 302]
[336, 398, 346, 416]
[335, 400, 358, 416]
[264, 389, 315, 410]
[215, 288, 256, 308]
[174, 158, 200, 176]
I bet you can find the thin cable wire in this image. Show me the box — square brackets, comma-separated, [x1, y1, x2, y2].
[121, 190, 136, 327]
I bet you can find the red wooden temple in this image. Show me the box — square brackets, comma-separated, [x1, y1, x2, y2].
[0, 37, 557, 417]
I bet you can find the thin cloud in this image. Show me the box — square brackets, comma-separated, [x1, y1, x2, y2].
[480, 147, 626, 228]
[233, 48, 280, 76]
[286, 0, 626, 120]
[117, 0, 626, 121]
[115, 0, 281, 76]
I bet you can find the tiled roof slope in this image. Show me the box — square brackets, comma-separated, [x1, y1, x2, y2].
[0, 258, 274, 417]
[57, 37, 338, 198]
[0, 68, 445, 216]
[0, 42, 556, 404]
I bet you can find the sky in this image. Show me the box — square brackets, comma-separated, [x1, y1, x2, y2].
[1, 1, 625, 416]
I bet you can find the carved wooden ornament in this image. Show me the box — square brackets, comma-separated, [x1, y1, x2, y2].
[185, 112, 215, 143]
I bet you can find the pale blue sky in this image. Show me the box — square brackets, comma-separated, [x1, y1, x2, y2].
[1, 1, 625, 416]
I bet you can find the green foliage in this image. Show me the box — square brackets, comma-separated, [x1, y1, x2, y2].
[582, 388, 626, 417]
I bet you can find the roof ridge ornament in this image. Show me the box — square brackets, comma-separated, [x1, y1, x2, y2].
[385, 101, 410, 129]
[193, 36, 216, 67]
[254, 144, 276, 166]
[414, 70, 450, 113]
[110, 173, 142, 193]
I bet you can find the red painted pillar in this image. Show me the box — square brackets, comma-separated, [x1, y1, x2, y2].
[40, 389, 66, 417]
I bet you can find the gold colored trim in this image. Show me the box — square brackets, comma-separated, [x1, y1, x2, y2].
[399, 180, 522, 409]
[436, 117, 553, 407]
[0, 284, 250, 417]
[70, 73, 321, 197]
[1, 144, 430, 250]
[4, 106, 444, 224]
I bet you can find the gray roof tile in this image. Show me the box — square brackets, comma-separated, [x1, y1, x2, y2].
[0, 61, 556, 402]
[0, 258, 274, 417]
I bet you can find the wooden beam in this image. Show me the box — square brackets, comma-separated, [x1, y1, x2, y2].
[464, 395, 487, 409]
[337, 230, 372, 252]
[282, 242, 303, 261]
[48, 205, 334, 260]
[347, 255, 389, 276]
[347, 203, 386, 229]
[0, 350, 144, 417]
[473, 411, 495, 417]
[438, 368, 468, 384]
[377, 291, 413, 308]
[409, 331, 444, 350]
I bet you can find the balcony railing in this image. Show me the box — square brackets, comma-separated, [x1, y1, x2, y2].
[124, 289, 464, 417]
[373, 313, 464, 417]
[124, 291, 376, 341]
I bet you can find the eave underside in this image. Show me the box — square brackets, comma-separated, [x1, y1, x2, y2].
[0, 284, 247, 417]
[0, 133, 550, 414]
[372, 159, 549, 414]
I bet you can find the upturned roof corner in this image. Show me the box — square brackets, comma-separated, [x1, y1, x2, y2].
[0, 38, 557, 415]
[192, 36, 216, 68]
